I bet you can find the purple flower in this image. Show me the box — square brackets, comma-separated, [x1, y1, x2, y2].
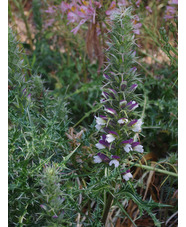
[133, 23, 142, 35]
[125, 100, 133, 107]
[121, 139, 133, 153]
[133, 15, 142, 35]
[99, 140, 109, 147]
[120, 100, 127, 108]
[128, 102, 139, 111]
[103, 74, 111, 80]
[122, 170, 133, 181]
[118, 0, 128, 7]
[104, 107, 117, 115]
[164, 6, 177, 20]
[71, 19, 86, 34]
[108, 130, 118, 136]
[102, 127, 111, 134]
[105, 1, 116, 16]
[102, 91, 110, 99]
[45, 6, 56, 14]
[131, 119, 143, 132]
[125, 101, 138, 110]
[27, 93, 31, 101]
[131, 142, 140, 147]
[60, 2, 70, 13]
[121, 139, 133, 144]
[166, 6, 176, 13]
[52, 215, 58, 219]
[130, 67, 137, 73]
[128, 119, 138, 127]
[40, 204, 47, 210]
[97, 152, 110, 162]
[130, 84, 138, 91]
[168, 0, 178, 4]
[96, 134, 110, 149]
[111, 155, 120, 159]
[146, 6, 152, 13]
[132, 142, 144, 153]
[106, 131, 118, 143]
[100, 98, 107, 103]
[67, 11, 79, 24]
[22, 88, 27, 95]
[131, 50, 136, 57]
[45, 19, 55, 28]
[136, 0, 141, 7]
[120, 81, 127, 91]
[108, 88, 117, 98]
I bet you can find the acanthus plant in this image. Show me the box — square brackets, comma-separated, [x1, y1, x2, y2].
[93, 6, 144, 181]
[89, 7, 171, 226]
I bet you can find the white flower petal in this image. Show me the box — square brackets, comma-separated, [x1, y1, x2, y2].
[95, 143, 105, 149]
[133, 145, 144, 153]
[124, 144, 133, 153]
[123, 175, 129, 181]
[95, 117, 106, 125]
[109, 160, 119, 168]
[93, 156, 102, 163]
[106, 134, 115, 143]
[118, 118, 128, 124]
[132, 119, 143, 132]
[95, 124, 104, 132]
[123, 172, 133, 181]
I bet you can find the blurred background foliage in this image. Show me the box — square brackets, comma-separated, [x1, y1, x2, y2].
[8, 0, 178, 226]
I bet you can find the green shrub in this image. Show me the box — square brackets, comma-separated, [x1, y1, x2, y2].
[8, 27, 70, 225]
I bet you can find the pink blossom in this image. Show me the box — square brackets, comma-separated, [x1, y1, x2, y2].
[67, 11, 80, 24]
[136, 0, 141, 8]
[45, 6, 56, 14]
[71, 19, 86, 34]
[118, 0, 128, 7]
[146, 6, 152, 13]
[168, 0, 178, 4]
[44, 18, 55, 28]
[60, 2, 70, 13]
[105, 1, 116, 16]
[94, 1, 102, 8]
[133, 15, 142, 35]
[164, 5, 177, 20]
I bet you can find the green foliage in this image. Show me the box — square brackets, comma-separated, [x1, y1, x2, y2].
[32, 0, 42, 31]
[8, 27, 70, 225]
[8, 0, 178, 225]
[137, 19, 178, 157]
[8, 27, 25, 76]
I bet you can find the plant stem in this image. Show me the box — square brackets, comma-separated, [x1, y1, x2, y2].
[101, 192, 113, 225]
[129, 161, 178, 177]
[14, 0, 34, 51]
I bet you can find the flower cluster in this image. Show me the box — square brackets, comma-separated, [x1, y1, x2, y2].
[164, 0, 178, 20]
[60, 0, 102, 34]
[57, 0, 142, 35]
[93, 6, 144, 181]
